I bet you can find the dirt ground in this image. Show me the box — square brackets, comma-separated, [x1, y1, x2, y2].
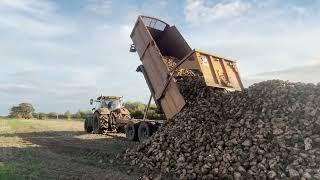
[0, 118, 161, 180]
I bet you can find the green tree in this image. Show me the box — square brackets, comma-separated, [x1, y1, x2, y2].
[64, 111, 72, 120]
[124, 101, 146, 118]
[32, 112, 39, 119]
[147, 105, 164, 120]
[48, 112, 58, 119]
[79, 110, 92, 119]
[124, 102, 145, 112]
[9, 106, 22, 118]
[75, 111, 81, 119]
[123, 101, 164, 119]
[39, 112, 47, 120]
[9, 103, 35, 119]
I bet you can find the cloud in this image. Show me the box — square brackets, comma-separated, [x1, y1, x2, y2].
[244, 63, 320, 86]
[0, 14, 72, 38]
[289, 5, 307, 15]
[182, 0, 320, 77]
[85, 0, 112, 15]
[184, 0, 250, 24]
[0, 84, 36, 95]
[0, 0, 56, 16]
[0, 0, 74, 38]
[0, 1, 150, 115]
[1, 0, 320, 115]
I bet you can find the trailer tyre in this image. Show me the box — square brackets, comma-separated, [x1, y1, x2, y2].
[138, 122, 152, 142]
[125, 122, 138, 141]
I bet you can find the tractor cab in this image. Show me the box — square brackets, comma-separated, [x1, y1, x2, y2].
[90, 96, 123, 111]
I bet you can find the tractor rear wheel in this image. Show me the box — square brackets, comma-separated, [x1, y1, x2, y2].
[92, 112, 110, 134]
[99, 114, 110, 130]
[109, 114, 117, 131]
[138, 122, 152, 142]
[125, 121, 138, 141]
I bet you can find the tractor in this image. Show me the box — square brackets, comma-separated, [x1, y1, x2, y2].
[84, 96, 131, 134]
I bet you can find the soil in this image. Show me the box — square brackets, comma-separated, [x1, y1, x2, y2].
[0, 119, 162, 180]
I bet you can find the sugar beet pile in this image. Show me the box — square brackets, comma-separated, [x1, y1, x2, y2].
[125, 61, 320, 179]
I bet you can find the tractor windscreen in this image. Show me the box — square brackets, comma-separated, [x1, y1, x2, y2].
[106, 99, 121, 111]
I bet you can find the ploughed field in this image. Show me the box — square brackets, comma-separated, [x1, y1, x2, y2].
[0, 118, 150, 180]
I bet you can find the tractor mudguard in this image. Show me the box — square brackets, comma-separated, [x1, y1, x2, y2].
[97, 108, 110, 115]
[120, 108, 130, 115]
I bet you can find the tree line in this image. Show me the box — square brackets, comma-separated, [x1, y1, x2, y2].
[123, 102, 165, 120]
[8, 102, 164, 120]
[8, 103, 93, 120]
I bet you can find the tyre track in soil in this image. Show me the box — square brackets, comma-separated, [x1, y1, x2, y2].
[16, 130, 143, 179]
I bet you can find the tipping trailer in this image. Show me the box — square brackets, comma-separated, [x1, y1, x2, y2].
[89, 16, 244, 142]
[130, 16, 244, 120]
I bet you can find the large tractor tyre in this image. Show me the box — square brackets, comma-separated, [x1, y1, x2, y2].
[84, 117, 93, 133]
[92, 112, 110, 134]
[125, 122, 138, 141]
[108, 115, 118, 132]
[99, 114, 110, 130]
[92, 112, 102, 134]
[138, 122, 152, 142]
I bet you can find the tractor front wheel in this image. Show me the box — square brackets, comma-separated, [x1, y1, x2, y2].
[84, 117, 93, 133]
[92, 112, 102, 134]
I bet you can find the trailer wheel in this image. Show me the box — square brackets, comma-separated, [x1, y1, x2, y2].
[138, 122, 151, 142]
[125, 122, 138, 141]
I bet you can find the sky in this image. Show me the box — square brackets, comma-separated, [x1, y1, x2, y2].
[0, 0, 320, 115]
